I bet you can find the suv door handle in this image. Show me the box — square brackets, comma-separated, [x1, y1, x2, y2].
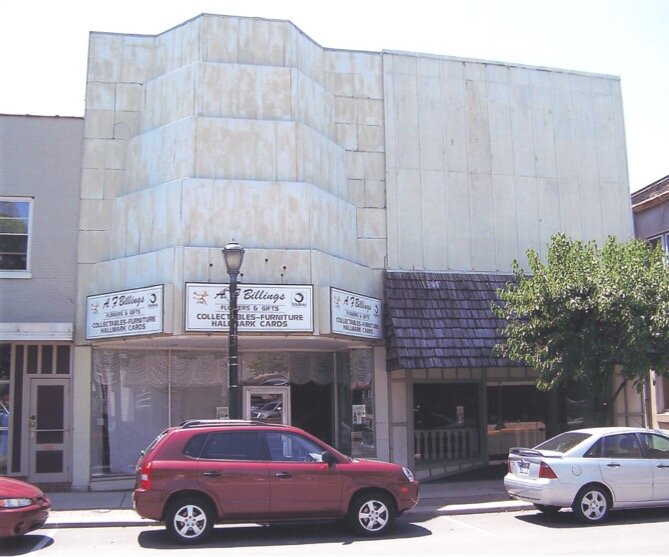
[203, 470, 221, 477]
[274, 472, 292, 479]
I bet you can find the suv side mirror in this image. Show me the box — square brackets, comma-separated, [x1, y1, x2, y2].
[322, 451, 337, 466]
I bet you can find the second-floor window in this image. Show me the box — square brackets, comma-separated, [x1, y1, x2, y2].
[0, 198, 31, 272]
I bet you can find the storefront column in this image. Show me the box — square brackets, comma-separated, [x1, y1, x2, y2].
[373, 345, 390, 462]
[71, 345, 91, 489]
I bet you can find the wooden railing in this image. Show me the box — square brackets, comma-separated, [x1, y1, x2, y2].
[414, 427, 480, 461]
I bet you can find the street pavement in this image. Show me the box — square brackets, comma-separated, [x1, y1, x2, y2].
[44, 471, 533, 529]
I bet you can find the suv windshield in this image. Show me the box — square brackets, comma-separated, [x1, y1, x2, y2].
[535, 432, 591, 453]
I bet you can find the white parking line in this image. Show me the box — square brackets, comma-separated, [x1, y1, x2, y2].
[441, 516, 501, 538]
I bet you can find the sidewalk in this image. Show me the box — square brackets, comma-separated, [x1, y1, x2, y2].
[44, 477, 533, 529]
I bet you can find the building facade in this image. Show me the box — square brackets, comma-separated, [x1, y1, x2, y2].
[0, 114, 83, 484]
[632, 174, 669, 431]
[63, 13, 636, 488]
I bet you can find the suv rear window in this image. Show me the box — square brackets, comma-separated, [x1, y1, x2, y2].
[183, 433, 208, 458]
[201, 431, 264, 461]
[141, 429, 168, 456]
[535, 432, 591, 453]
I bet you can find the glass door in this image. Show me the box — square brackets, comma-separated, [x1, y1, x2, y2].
[29, 378, 70, 483]
[244, 386, 290, 425]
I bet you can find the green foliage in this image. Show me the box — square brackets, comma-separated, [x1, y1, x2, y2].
[493, 233, 669, 424]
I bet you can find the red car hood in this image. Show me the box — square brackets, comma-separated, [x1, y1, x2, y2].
[0, 477, 44, 498]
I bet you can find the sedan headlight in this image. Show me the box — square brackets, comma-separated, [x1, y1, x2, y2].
[0, 498, 33, 508]
[402, 466, 415, 483]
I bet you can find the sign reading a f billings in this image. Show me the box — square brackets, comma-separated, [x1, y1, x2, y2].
[330, 287, 382, 339]
[86, 285, 164, 339]
[185, 283, 313, 332]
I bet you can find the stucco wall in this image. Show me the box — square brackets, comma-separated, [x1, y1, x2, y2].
[0, 115, 82, 323]
[383, 52, 633, 272]
[77, 15, 385, 345]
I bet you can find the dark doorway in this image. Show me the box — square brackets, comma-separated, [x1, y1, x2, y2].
[291, 382, 333, 445]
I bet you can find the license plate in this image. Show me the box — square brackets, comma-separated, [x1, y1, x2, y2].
[518, 460, 530, 475]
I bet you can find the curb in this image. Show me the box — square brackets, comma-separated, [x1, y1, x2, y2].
[45, 500, 534, 529]
[406, 500, 533, 518]
[47, 520, 161, 529]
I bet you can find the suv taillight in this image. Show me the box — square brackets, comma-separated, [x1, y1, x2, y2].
[138, 461, 153, 490]
[538, 461, 557, 479]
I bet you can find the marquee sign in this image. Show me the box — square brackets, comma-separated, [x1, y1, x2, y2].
[185, 283, 313, 332]
[86, 285, 164, 339]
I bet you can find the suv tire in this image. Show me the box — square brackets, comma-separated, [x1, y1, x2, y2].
[165, 495, 215, 544]
[348, 492, 394, 536]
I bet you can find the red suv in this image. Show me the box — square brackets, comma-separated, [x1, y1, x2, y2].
[133, 420, 419, 544]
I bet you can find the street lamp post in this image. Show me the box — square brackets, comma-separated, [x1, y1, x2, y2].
[223, 242, 245, 419]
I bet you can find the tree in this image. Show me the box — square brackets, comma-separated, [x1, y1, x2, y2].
[493, 233, 669, 425]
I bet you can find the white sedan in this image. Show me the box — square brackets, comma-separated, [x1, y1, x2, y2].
[504, 426, 669, 523]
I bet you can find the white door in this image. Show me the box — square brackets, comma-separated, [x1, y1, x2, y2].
[28, 378, 70, 483]
[244, 386, 291, 425]
[599, 433, 652, 503]
[639, 432, 669, 501]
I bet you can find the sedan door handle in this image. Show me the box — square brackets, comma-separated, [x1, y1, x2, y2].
[202, 470, 221, 477]
[657, 464, 669, 469]
[606, 463, 621, 468]
[274, 472, 292, 479]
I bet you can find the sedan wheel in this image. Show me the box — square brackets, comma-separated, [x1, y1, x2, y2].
[348, 493, 395, 536]
[166, 496, 214, 544]
[572, 486, 611, 524]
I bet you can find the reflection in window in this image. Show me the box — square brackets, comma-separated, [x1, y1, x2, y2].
[91, 350, 168, 476]
[487, 385, 547, 458]
[266, 432, 325, 462]
[337, 350, 374, 457]
[0, 344, 11, 474]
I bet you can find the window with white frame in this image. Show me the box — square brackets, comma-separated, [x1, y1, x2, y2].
[648, 233, 669, 254]
[0, 197, 32, 272]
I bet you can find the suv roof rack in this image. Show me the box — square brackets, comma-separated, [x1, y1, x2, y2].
[179, 419, 289, 428]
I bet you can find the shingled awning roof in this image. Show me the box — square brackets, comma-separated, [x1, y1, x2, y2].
[384, 271, 517, 371]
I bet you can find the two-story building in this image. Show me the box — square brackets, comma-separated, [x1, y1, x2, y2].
[632, 174, 669, 431]
[0, 114, 82, 485]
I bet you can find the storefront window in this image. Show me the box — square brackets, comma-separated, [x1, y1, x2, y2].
[413, 383, 480, 461]
[487, 384, 547, 458]
[169, 352, 228, 423]
[337, 350, 374, 457]
[91, 348, 375, 476]
[92, 350, 232, 476]
[91, 350, 168, 476]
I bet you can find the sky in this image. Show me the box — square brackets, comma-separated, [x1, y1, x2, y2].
[1, 0, 667, 192]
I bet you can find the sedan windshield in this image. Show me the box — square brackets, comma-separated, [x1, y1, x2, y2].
[534, 431, 591, 453]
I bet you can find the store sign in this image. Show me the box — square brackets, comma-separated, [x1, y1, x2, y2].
[185, 283, 313, 332]
[330, 287, 382, 339]
[86, 285, 164, 339]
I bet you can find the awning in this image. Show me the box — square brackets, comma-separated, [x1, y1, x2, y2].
[0, 322, 73, 341]
[384, 271, 516, 371]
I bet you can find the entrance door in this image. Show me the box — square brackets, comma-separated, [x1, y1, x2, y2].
[29, 378, 70, 483]
[244, 386, 291, 425]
